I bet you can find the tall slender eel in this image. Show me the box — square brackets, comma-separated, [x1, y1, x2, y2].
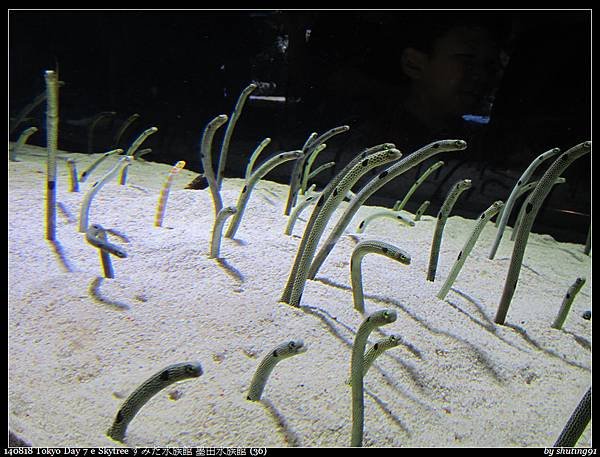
[488, 147, 560, 259]
[225, 150, 302, 238]
[495, 141, 591, 325]
[437, 201, 504, 300]
[351, 241, 411, 313]
[80, 149, 123, 182]
[284, 126, 350, 215]
[284, 148, 402, 307]
[107, 362, 203, 442]
[553, 387, 591, 447]
[393, 160, 444, 212]
[426, 179, 472, 282]
[285, 185, 317, 236]
[45, 70, 59, 241]
[245, 137, 271, 179]
[210, 206, 237, 258]
[217, 83, 257, 188]
[125, 126, 158, 157]
[66, 159, 79, 192]
[308, 140, 468, 279]
[414, 200, 430, 221]
[79, 156, 132, 233]
[552, 277, 586, 330]
[155, 161, 186, 227]
[351, 309, 397, 447]
[301, 143, 328, 194]
[246, 340, 306, 401]
[86, 223, 127, 278]
[200, 114, 229, 218]
[113, 113, 140, 148]
[280, 143, 396, 304]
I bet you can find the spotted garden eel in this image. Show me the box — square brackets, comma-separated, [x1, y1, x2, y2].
[125, 126, 158, 157]
[300, 143, 328, 194]
[351, 309, 397, 447]
[86, 223, 127, 278]
[347, 334, 402, 385]
[351, 240, 411, 312]
[552, 277, 586, 330]
[246, 340, 306, 401]
[200, 114, 229, 218]
[245, 137, 272, 179]
[426, 178, 472, 282]
[356, 210, 415, 234]
[113, 113, 140, 148]
[79, 155, 132, 233]
[307, 161, 335, 183]
[80, 149, 123, 182]
[553, 387, 591, 447]
[393, 160, 444, 212]
[107, 361, 203, 442]
[284, 126, 350, 216]
[155, 160, 186, 227]
[284, 184, 318, 236]
[66, 159, 79, 193]
[217, 83, 257, 188]
[225, 150, 302, 239]
[210, 206, 237, 258]
[488, 147, 560, 259]
[280, 143, 396, 304]
[510, 178, 566, 241]
[495, 141, 591, 325]
[437, 200, 504, 300]
[308, 140, 468, 279]
[285, 147, 402, 307]
[88, 111, 116, 153]
[45, 70, 59, 242]
[10, 126, 38, 161]
[414, 200, 430, 221]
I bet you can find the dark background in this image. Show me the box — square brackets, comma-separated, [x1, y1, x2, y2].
[8, 10, 591, 243]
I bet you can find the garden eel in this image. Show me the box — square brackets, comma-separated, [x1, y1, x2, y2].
[437, 200, 504, 300]
[88, 111, 116, 153]
[280, 143, 396, 304]
[495, 141, 591, 325]
[308, 139, 467, 279]
[300, 143, 328, 194]
[350, 241, 411, 313]
[351, 309, 397, 447]
[426, 179, 472, 282]
[552, 277, 586, 330]
[113, 113, 140, 148]
[125, 126, 158, 157]
[553, 387, 591, 447]
[210, 206, 237, 258]
[45, 70, 59, 242]
[225, 150, 302, 238]
[393, 160, 444, 212]
[414, 200, 430, 221]
[285, 185, 317, 236]
[155, 160, 186, 227]
[80, 149, 123, 182]
[200, 114, 229, 218]
[307, 161, 335, 182]
[79, 155, 132, 233]
[347, 334, 402, 385]
[356, 210, 415, 234]
[488, 147, 560, 259]
[510, 178, 566, 241]
[284, 147, 402, 307]
[284, 126, 350, 216]
[245, 137, 272, 179]
[10, 126, 38, 161]
[107, 361, 203, 442]
[86, 223, 127, 278]
[217, 83, 257, 188]
[66, 159, 79, 192]
[246, 340, 306, 401]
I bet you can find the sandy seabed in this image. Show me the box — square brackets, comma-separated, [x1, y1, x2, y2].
[8, 144, 591, 448]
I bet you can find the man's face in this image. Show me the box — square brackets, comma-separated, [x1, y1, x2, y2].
[419, 26, 504, 116]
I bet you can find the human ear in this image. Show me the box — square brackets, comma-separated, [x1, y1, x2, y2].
[401, 47, 428, 80]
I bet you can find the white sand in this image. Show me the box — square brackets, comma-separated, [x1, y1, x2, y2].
[9, 144, 591, 448]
